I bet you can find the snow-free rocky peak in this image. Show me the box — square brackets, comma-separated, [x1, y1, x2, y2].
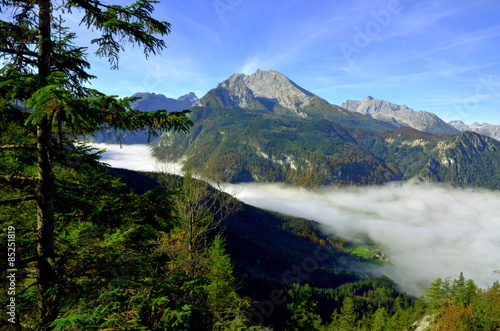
[448, 120, 500, 141]
[201, 69, 329, 114]
[130, 92, 199, 112]
[342, 96, 459, 135]
[178, 92, 199, 103]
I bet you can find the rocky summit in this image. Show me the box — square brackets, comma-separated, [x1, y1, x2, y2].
[341, 96, 459, 135]
[152, 70, 500, 189]
[448, 120, 500, 141]
[200, 69, 329, 116]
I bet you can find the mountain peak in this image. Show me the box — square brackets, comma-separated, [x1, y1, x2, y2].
[200, 70, 325, 114]
[178, 92, 199, 102]
[244, 69, 315, 98]
[449, 120, 500, 141]
[129, 91, 199, 112]
[342, 97, 459, 135]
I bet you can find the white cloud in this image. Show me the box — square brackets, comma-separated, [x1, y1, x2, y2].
[240, 56, 263, 75]
[231, 182, 500, 295]
[91, 144, 500, 296]
[88, 143, 183, 173]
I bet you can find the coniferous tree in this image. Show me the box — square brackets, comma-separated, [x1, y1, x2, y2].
[387, 297, 408, 331]
[206, 235, 250, 329]
[425, 277, 451, 309]
[370, 307, 389, 331]
[452, 272, 478, 306]
[286, 284, 322, 331]
[329, 297, 357, 331]
[0, 1, 192, 328]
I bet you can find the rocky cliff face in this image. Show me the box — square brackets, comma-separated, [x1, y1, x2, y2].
[200, 69, 328, 115]
[417, 131, 500, 189]
[151, 71, 500, 189]
[241, 69, 326, 113]
[448, 120, 500, 141]
[342, 96, 459, 135]
[198, 70, 396, 131]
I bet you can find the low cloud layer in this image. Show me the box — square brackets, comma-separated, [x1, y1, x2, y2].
[94, 143, 500, 295]
[232, 182, 500, 295]
[88, 143, 183, 173]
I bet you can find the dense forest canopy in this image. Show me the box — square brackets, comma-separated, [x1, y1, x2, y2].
[1, 1, 499, 330]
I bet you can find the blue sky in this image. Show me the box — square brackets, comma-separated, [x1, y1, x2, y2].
[73, 0, 500, 124]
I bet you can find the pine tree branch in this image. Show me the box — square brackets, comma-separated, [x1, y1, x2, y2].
[0, 47, 38, 58]
[0, 174, 38, 184]
[0, 195, 36, 205]
[0, 144, 36, 150]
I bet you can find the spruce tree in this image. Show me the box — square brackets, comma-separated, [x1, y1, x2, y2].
[371, 307, 389, 331]
[286, 284, 322, 331]
[0, 1, 192, 329]
[206, 235, 248, 329]
[336, 297, 357, 331]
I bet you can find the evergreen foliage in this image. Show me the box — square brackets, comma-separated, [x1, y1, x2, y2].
[424, 273, 500, 331]
[0, 1, 191, 328]
[286, 284, 322, 331]
[1, 2, 498, 331]
[328, 296, 357, 331]
[153, 105, 500, 189]
[2, 119, 498, 330]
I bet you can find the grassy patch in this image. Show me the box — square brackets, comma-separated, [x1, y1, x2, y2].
[344, 244, 388, 263]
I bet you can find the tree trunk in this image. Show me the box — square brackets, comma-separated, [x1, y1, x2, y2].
[36, 119, 58, 330]
[36, 1, 58, 329]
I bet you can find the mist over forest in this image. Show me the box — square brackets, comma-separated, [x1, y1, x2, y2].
[231, 182, 500, 295]
[95, 143, 500, 295]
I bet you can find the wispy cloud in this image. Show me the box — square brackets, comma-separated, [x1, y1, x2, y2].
[406, 26, 500, 61]
[239, 8, 344, 74]
[94, 141, 500, 297]
[388, 0, 492, 37]
[232, 182, 500, 295]
[240, 56, 263, 75]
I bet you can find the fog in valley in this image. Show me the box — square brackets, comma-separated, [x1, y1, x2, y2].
[231, 182, 500, 295]
[89, 143, 183, 173]
[94, 144, 500, 296]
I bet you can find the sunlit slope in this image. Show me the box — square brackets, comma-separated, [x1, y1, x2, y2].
[153, 107, 500, 189]
[152, 106, 402, 186]
[152, 70, 500, 189]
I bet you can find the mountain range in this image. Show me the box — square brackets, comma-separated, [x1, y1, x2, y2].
[149, 70, 500, 189]
[86, 92, 200, 144]
[198, 70, 396, 131]
[448, 120, 500, 141]
[130, 91, 199, 112]
[341, 96, 459, 135]
[340, 97, 500, 141]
